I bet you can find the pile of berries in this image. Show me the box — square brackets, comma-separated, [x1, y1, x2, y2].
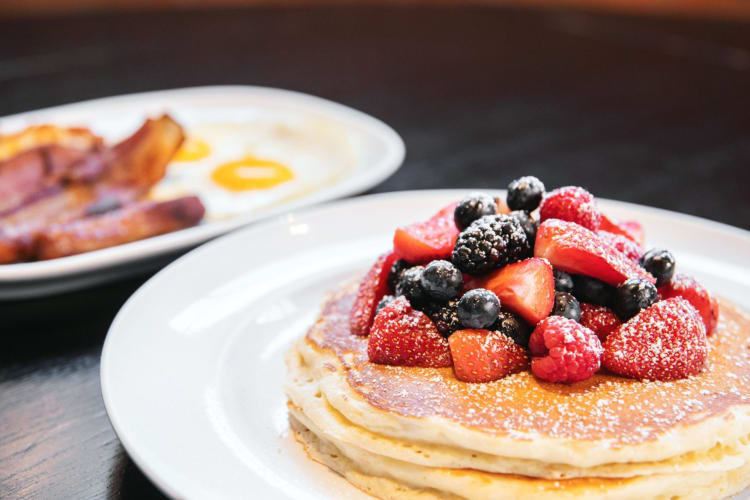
[349, 177, 719, 384]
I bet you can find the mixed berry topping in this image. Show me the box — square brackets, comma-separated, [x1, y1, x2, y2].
[348, 179, 719, 385]
[451, 214, 529, 275]
[454, 192, 498, 230]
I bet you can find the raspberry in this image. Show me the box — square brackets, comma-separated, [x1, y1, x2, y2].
[602, 297, 707, 381]
[540, 186, 601, 231]
[449, 329, 528, 382]
[529, 316, 603, 383]
[579, 303, 622, 342]
[367, 296, 452, 367]
[597, 230, 642, 263]
[658, 274, 719, 336]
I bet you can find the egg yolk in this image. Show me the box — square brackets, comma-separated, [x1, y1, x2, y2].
[175, 137, 211, 162]
[211, 156, 294, 191]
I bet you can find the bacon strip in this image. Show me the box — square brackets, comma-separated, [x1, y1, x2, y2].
[35, 196, 205, 260]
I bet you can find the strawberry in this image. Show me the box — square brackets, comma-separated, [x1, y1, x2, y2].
[449, 329, 528, 382]
[600, 214, 646, 247]
[597, 230, 642, 262]
[602, 297, 707, 381]
[659, 273, 719, 336]
[534, 219, 655, 286]
[349, 252, 399, 336]
[579, 303, 622, 342]
[539, 186, 601, 231]
[529, 316, 603, 383]
[482, 257, 555, 325]
[393, 203, 460, 263]
[367, 296, 452, 367]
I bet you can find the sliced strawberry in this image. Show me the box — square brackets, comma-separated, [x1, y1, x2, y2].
[600, 214, 646, 247]
[659, 273, 719, 336]
[449, 329, 528, 382]
[393, 203, 460, 263]
[597, 230, 642, 262]
[482, 257, 555, 325]
[539, 186, 601, 231]
[367, 296, 452, 367]
[349, 251, 399, 336]
[534, 219, 655, 286]
[602, 297, 707, 380]
[461, 273, 484, 295]
[579, 303, 622, 343]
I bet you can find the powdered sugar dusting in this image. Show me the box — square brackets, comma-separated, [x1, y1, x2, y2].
[308, 283, 750, 445]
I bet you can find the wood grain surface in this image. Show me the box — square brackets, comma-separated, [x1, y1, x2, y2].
[0, 5, 749, 499]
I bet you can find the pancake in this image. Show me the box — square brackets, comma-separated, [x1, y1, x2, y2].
[284, 280, 750, 498]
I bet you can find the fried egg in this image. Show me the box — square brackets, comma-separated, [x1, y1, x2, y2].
[148, 112, 355, 220]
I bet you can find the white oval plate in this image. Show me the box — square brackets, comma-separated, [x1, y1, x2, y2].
[101, 190, 750, 500]
[0, 86, 404, 299]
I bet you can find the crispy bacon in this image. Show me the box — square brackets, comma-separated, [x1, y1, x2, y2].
[35, 196, 205, 260]
[0, 115, 203, 263]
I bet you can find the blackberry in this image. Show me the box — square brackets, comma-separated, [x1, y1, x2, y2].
[375, 295, 396, 314]
[420, 260, 463, 302]
[457, 288, 500, 329]
[639, 248, 676, 287]
[509, 210, 537, 246]
[395, 266, 426, 305]
[387, 259, 412, 292]
[614, 278, 658, 320]
[551, 292, 582, 322]
[491, 311, 531, 347]
[422, 299, 462, 337]
[573, 275, 614, 307]
[506, 176, 545, 211]
[454, 192, 497, 230]
[451, 214, 529, 275]
[553, 269, 574, 293]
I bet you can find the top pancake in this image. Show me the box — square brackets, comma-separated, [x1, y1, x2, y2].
[305, 281, 750, 462]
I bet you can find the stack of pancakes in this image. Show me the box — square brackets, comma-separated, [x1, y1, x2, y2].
[285, 282, 750, 499]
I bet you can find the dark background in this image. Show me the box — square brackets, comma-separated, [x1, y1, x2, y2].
[1, 5, 749, 499]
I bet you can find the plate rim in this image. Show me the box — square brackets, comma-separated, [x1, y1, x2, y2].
[0, 85, 406, 283]
[100, 189, 750, 499]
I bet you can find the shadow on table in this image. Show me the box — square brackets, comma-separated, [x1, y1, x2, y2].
[109, 447, 169, 500]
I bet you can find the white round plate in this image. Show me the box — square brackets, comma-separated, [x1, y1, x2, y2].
[0, 86, 404, 299]
[101, 190, 750, 500]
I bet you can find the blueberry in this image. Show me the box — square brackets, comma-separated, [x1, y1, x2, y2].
[420, 260, 463, 302]
[491, 311, 531, 347]
[375, 295, 396, 314]
[506, 176, 545, 212]
[454, 193, 498, 230]
[553, 269, 574, 293]
[509, 210, 538, 245]
[395, 266, 426, 305]
[551, 292, 581, 322]
[614, 278, 658, 320]
[387, 259, 412, 292]
[457, 288, 500, 329]
[573, 275, 614, 307]
[639, 248, 676, 287]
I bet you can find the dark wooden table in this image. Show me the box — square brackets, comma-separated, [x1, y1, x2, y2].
[1, 5, 749, 499]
